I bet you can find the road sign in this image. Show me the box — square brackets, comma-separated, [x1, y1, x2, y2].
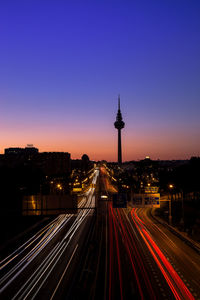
[73, 187, 82, 192]
[145, 186, 159, 193]
[113, 193, 127, 208]
[131, 193, 160, 208]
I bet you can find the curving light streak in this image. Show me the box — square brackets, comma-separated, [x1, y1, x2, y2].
[0, 168, 99, 275]
[2, 168, 99, 300]
[0, 215, 62, 269]
[109, 204, 123, 300]
[20, 178, 98, 299]
[131, 209, 195, 300]
[0, 214, 72, 291]
[108, 202, 113, 300]
[115, 208, 156, 299]
[49, 244, 79, 300]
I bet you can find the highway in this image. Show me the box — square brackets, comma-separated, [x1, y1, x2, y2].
[135, 207, 200, 299]
[93, 166, 199, 300]
[1, 166, 200, 299]
[0, 168, 99, 300]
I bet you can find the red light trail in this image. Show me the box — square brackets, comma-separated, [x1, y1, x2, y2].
[102, 166, 196, 299]
[131, 208, 195, 300]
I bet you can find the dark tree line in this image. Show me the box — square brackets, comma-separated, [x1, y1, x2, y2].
[159, 157, 200, 194]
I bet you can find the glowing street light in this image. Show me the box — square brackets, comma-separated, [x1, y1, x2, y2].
[168, 184, 174, 225]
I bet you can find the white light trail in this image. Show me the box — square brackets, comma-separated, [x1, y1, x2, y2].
[0, 168, 99, 300]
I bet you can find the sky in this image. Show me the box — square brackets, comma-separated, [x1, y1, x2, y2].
[0, 0, 200, 161]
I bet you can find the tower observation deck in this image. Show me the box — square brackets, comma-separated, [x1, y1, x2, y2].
[114, 95, 125, 164]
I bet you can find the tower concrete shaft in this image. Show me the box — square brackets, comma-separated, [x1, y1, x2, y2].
[114, 95, 125, 164]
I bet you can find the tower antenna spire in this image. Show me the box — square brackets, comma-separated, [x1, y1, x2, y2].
[118, 94, 120, 110]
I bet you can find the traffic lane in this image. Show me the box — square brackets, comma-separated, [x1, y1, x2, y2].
[108, 204, 173, 300]
[101, 172, 138, 299]
[131, 208, 195, 300]
[35, 213, 96, 300]
[27, 185, 97, 299]
[0, 215, 76, 299]
[136, 208, 200, 298]
[1, 191, 89, 275]
[0, 184, 97, 299]
[6, 208, 95, 300]
[88, 198, 108, 300]
[0, 217, 52, 261]
[118, 207, 175, 300]
[108, 203, 125, 300]
[138, 208, 200, 273]
[102, 172, 173, 299]
[0, 215, 73, 277]
[99, 169, 124, 300]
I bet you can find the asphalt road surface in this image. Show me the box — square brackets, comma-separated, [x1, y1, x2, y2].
[87, 166, 199, 300]
[1, 166, 200, 300]
[0, 169, 99, 300]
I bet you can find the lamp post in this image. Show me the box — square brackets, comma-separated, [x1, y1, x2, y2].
[40, 184, 43, 216]
[180, 189, 185, 230]
[168, 184, 174, 225]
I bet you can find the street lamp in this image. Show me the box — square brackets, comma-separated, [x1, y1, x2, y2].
[168, 184, 174, 225]
[169, 184, 185, 229]
[179, 188, 185, 231]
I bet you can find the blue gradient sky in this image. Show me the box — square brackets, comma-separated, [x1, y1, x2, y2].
[0, 1, 200, 161]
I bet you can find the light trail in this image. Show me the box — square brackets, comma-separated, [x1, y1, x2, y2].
[0, 215, 63, 269]
[0, 215, 72, 291]
[104, 200, 108, 300]
[14, 170, 99, 299]
[0, 169, 98, 274]
[108, 202, 113, 300]
[110, 204, 123, 300]
[0, 168, 99, 300]
[115, 208, 155, 299]
[100, 167, 113, 300]
[49, 244, 79, 300]
[139, 208, 200, 283]
[131, 208, 195, 300]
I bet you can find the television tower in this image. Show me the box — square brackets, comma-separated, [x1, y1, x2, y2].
[114, 95, 125, 164]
